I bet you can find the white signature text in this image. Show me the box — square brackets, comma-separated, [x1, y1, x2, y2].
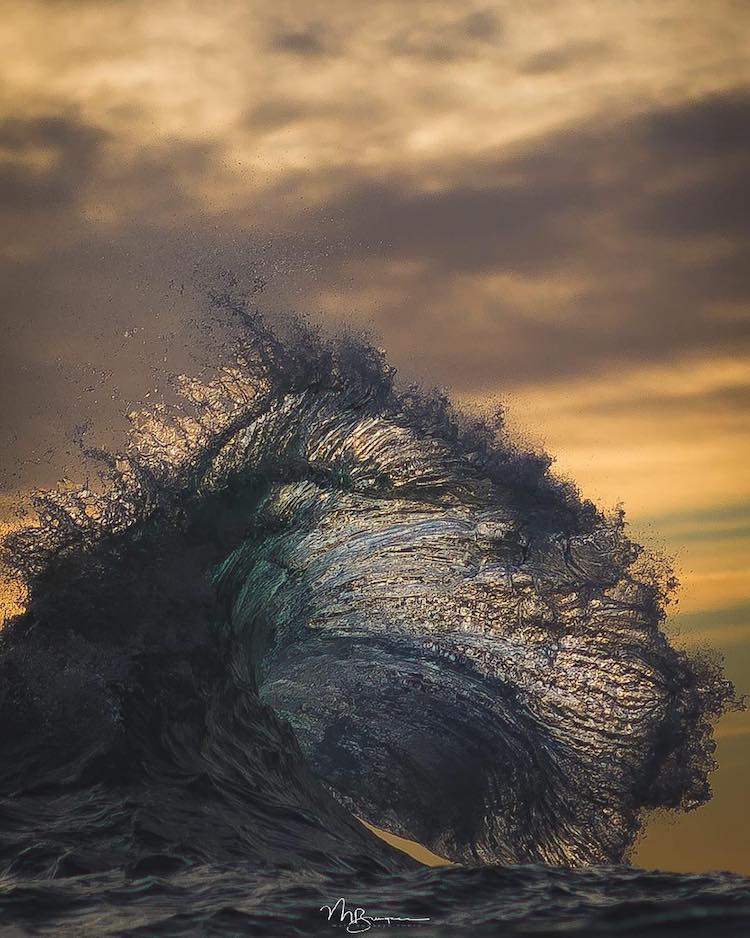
[320, 897, 431, 933]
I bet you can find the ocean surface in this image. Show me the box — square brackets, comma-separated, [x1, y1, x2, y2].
[1, 307, 748, 935]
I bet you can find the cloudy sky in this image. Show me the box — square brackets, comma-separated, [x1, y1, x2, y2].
[1, 0, 749, 873]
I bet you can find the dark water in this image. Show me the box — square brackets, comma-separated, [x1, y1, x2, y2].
[4, 863, 750, 936]
[1, 306, 747, 935]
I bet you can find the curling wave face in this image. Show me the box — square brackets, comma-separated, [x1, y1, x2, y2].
[0, 311, 741, 929]
[202, 375, 732, 866]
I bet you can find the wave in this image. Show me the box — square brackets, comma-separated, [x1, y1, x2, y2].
[0, 301, 744, 933]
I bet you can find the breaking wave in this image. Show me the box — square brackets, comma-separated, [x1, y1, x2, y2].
[0, 301, 745, 935]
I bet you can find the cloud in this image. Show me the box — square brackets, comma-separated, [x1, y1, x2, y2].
[233, 91, 746, 392]
[269, 24, 330, 57]
[0, 113, 234, 490]
[385, 8, 503, 62]
[0, 115, 107, 213]
[2, 89, 749, 493]
[630, 91, 750, 238]
[461, 9, 501, 41]
[0, 19, 748, 509]
[242, 94, 386, 133]
[244, 99, 309, 131]
[520, 39, 612, 75]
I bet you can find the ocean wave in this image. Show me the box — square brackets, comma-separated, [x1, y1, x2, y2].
[0, 304, 742, 932]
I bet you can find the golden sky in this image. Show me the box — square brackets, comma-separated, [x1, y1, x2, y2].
[1, 0, 749, 874]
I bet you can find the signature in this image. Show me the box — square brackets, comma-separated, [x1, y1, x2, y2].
[320, 897, 431, 933]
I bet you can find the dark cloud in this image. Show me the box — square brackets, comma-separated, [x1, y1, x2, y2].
[0, 115, 107, 212]
[630, 91, 750, 237]
[386, 9, 502, 62]
[270, 25, 329, 57]
[256, 91, 750, 389]
[265, 89, 750, 282]
[461, 9, 501, 41]
[639, 89, 750, 157]
[520, 40, 613, 75]
[242, 95, 386, 133]
[0, 115, 232, 489]
[2, 91, 749, 486]
[283, 176, 587, 274]
[569, 384, 750, 420]
[244, 99, 308, 130]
